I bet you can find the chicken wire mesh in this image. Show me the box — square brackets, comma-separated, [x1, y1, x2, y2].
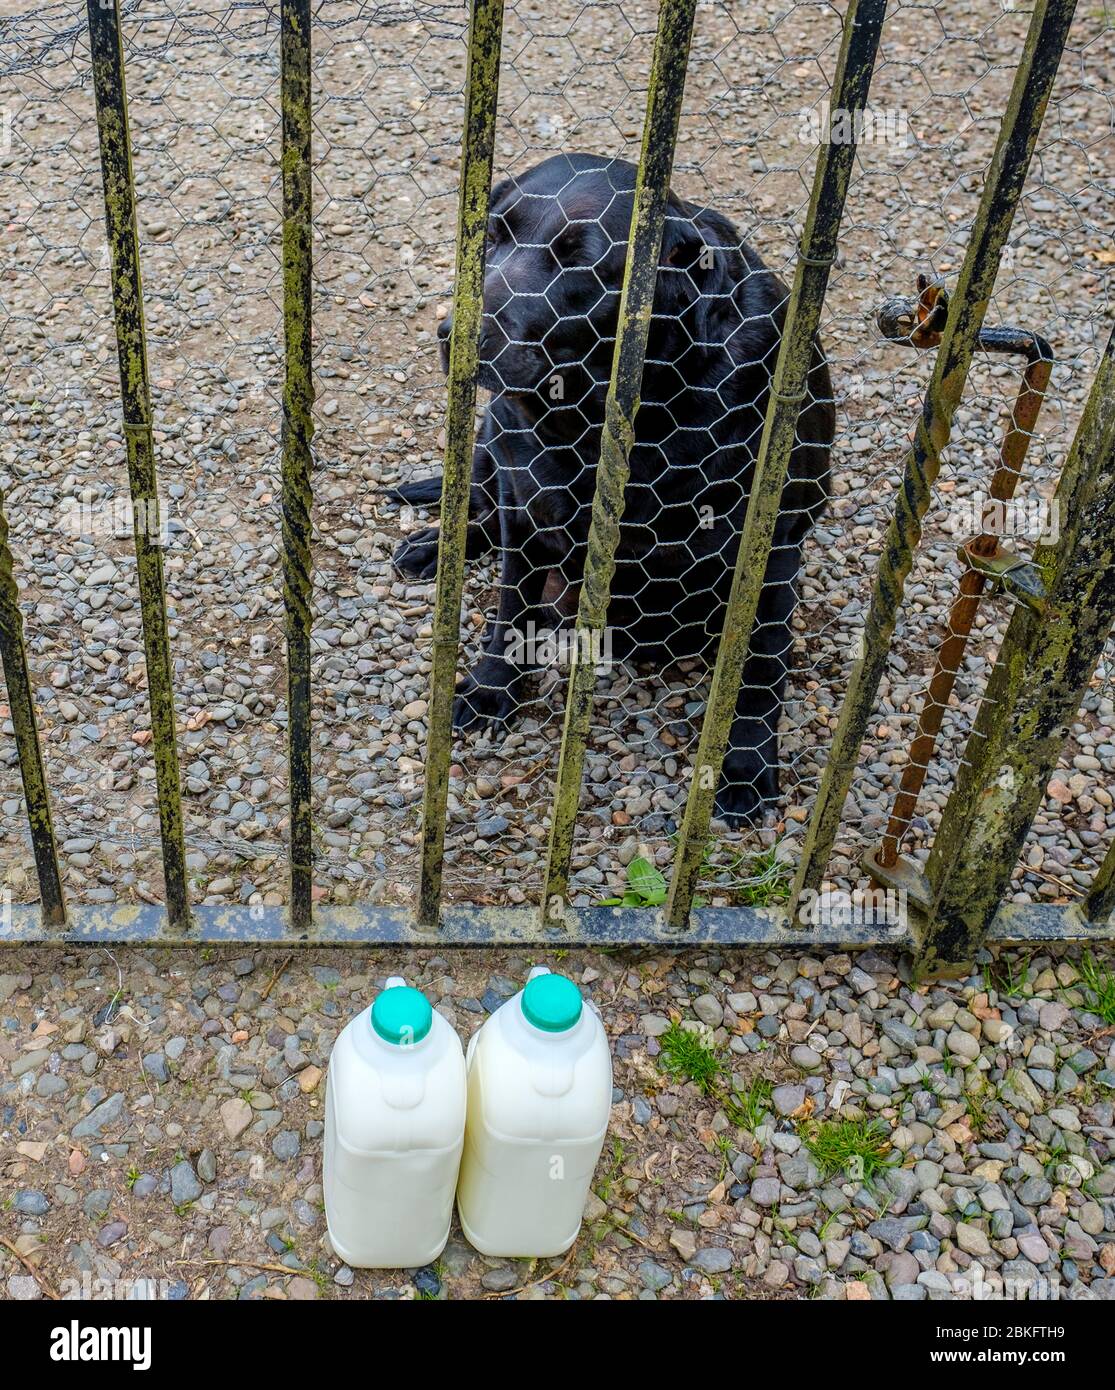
[0, 0, 1112, 921]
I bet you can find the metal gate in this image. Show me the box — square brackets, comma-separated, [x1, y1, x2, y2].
[1, 0, 1113, 960]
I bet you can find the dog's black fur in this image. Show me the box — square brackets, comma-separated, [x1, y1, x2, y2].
[387, 153, 834, 825]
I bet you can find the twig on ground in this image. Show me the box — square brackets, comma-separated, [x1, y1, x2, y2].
[174, 1257, 301, 1277]
[0, 1236, 60, 1300]
[261, 955, 294, 1002]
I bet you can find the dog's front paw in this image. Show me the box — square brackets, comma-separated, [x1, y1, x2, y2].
[714, 745, 778, 827]
[392, 526, 440, 580]
[452, 658, 522, 733]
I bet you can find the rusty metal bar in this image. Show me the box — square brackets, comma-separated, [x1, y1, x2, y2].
[417, 0, 505, 927]
[874, 282, 1054, 868]
[0, 487, 66, 929]
[540, 0, 699, 927]
[789, 0, 1079, 921]
[87, 0, 191, 933]
[919, 322, 1115, 963]
[663, 0, 888, 931]
[280, 0, 316, 934]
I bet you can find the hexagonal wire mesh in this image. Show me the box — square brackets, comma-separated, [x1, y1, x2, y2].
[0, 0, 1112, 926]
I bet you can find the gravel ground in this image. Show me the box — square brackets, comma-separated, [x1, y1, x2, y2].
[2, 943, 1114, 1301]
[1, 0, 1112, 913]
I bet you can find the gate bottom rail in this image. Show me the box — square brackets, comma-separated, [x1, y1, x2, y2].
[2, 902, 1110, 948]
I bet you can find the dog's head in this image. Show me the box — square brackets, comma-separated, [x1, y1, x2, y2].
[437, 153, 756, 434]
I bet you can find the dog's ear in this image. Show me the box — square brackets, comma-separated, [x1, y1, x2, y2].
[655, 213, 737, 346]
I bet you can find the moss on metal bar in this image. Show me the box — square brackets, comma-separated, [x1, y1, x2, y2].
[540, 0, 699, 927]
[86, 0, 190, 932]
[789, 0, 1079, 922]
[1086, 837, 1115, 925]
[920, 326, 1115, 962]
[280, 0, 315, 934]
[417, 0, 505, 927]
[664, 0, 888, 932]
[0, 488, 66, 928]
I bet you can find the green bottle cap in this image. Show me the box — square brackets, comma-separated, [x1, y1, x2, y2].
[371, 985, 432, 1046]
[522, 973, 583, 1033]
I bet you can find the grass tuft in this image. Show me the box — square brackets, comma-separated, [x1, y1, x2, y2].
[725, 1074, 774, 1132]
[658, 1024, 775, 1134]
[1079, 950, 1115, 1025]
[962, 1078, 1002, 1140]
[658, 1022, 723, 1093]
[800, 1117, 895, 1186]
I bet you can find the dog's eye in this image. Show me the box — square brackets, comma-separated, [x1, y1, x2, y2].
[551, 223, 583, 265]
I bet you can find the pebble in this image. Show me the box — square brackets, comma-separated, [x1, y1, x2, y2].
[13, 1190, 50, 1216]
[790, 1045, 822, 1071]
[220, 1097, 254, 1140]
[750, 1177, 781, 1208]
[272, 1131, 301, 1161]
[638, 1260, 674, 1291]
[71, 1092, 126, 1139]
[689, 1246, 733, 1274]
[692, 994, 723, 1027]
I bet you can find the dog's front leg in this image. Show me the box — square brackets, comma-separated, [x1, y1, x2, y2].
[452, 523, 548, 732]
[714, 539, 802, 827]
[392, 427, 501, 580]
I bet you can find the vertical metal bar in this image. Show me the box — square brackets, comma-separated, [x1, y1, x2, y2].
[87, 0, 191, 932]
[1086, 836, 1115, 924]
[789, 0, 1078, 917]
[0, 488, 66, 928]
[878, 345, 1053, 865]
[539, 0, 699, 926]
[919, 324, 1115, 962]
[663, 0, 888, 930]
[417, 0, 505, 927]
[280, 0, 315, 934]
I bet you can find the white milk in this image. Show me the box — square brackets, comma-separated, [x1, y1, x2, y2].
[456, 967, 613, 1257]
[324, 977, 466, 1268]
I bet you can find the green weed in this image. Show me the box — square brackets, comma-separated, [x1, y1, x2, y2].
[800, 1117, 895, 1186]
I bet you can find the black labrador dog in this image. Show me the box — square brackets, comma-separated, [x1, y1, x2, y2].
[387, 153, 834, 825]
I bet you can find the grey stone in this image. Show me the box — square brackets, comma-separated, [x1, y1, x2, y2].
[13, 1190, 50, 1216]
[83, 1189, 112, 1219]
[690, 1246, 733, 1274]
[882, 1018, 917, 1051]
[772, 1083, 806, 1116]
[791, 1045, 822, 1071]
[170, 1161, 202, 1205]
[141, 1053, 169, 1085]
[750, 1177, 781, 1207]
[272, 1130, 300, 1161]
[637, 1259, 673, 1291]
[72, 1092, 126, 1139]
[1018, 1176, 1052, 1206]
[692, 993, 723, 1027]
[97, 1221, 127, 1248]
